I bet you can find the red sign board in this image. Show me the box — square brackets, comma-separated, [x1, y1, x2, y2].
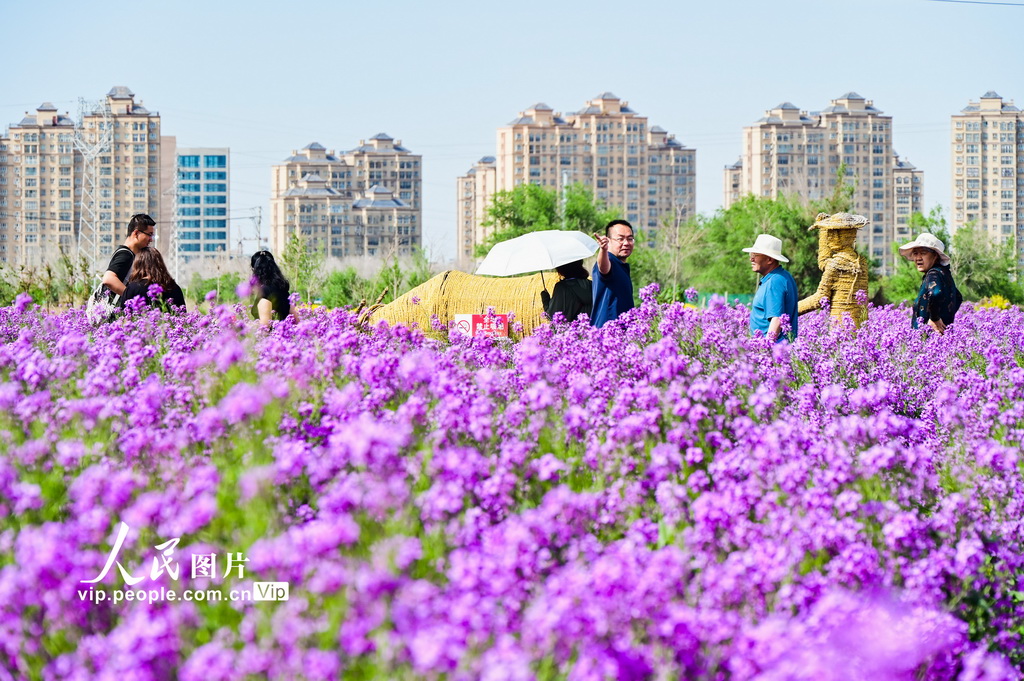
[453, 314, 509, 338]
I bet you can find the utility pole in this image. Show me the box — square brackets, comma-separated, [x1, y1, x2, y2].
[163, 184, 180, 280]
[73, 97, 112, 276]
[252, 206, 263, 250]
[233, 206, 265, 257]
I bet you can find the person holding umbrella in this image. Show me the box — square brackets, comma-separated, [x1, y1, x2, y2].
[475, 230, 599, 325]
[591, 219, 635, 328]
[541, 260, 592, 323]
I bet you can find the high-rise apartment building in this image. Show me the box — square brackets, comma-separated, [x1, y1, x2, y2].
[0, 103, 77, 266]
[725, 93, 921, 275]
[457, 93, 696, 270]
[81, 87, 161, 263]
[456, 156, 496, 269]
[270, 135, 421, 258]
[950, 91, 1024, 266]
[175, 147, 230, 261]
[157, 139, 232, 279]
[722, 158, 744, 213]
[892, 152, 923, 235]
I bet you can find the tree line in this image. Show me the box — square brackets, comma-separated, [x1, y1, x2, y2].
[3, 180, 1020, 310]
[0, 239, 436, 311]
[474, 173, 1024, 306]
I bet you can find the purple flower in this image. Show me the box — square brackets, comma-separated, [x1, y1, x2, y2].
[14, 292, 33, 312]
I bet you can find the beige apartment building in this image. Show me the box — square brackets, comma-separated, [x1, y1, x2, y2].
[725, 93, 922, 275]
[270, 135, 422, 258]
[0, 87, 161, 271]
[0, 103, 77, 267]
[81, 87, 161, 265]
[456, 156, 497, 268]
[892, 152, 924, 235]
[950, 91, 1024, 267]
[457, 93, 696, 270]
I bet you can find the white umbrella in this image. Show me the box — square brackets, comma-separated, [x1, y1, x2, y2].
[475, 230, 598, 277]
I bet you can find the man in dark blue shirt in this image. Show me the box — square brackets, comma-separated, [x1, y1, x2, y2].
[591, 219, 635, 327]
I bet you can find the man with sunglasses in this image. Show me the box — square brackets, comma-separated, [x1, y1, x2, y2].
[591, 219, 636, 328]
[100, 214, 156, 298]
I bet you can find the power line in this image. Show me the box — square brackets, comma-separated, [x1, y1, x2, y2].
[926, 0, 1024, 6]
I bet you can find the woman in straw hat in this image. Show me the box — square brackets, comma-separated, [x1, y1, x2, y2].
[898, 233, 962, 334]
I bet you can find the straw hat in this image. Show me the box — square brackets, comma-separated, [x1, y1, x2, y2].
[810, 212, 869, 230]
[742, 234, 789, 263]
[899, 233, 950, 266]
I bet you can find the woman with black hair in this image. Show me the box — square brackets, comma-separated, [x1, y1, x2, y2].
[118, 248, 186, 312]
[540, 259, 592, 323]
[250, 250, 294, 325]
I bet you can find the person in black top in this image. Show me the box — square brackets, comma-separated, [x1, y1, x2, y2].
[250, 250, 294, 325]
[100, 214, 156, 299]
[541, 260, 592, 323]
[118, 248, 186, 312]
[899, 232, 962, 334]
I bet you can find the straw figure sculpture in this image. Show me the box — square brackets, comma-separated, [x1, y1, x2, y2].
[368, 270, 548, 334]
[797, 212, 870, 326]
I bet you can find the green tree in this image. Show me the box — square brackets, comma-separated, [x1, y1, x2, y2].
[279, 235, 326, 303]
[187, 271, 242, 304]
[404, 247, 434, 291]
[627, 205, 704, 302]
[57, 246, 94, 307]
[561, 183, 621, 234]
[475, 183, 620, 257]
[320, 248, 437, 308]
[0, 267, 14, 307]
[320, 267, 371, 308]
[818, 162, 857, 215]
[682, 194, 821, 297]
[949, 222, 1021, 302]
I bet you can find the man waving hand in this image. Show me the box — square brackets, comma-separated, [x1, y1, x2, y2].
[591, 219, 636, 328]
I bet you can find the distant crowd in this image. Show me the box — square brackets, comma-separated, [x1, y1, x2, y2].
[97, 213, 962, 338]
[544, 217, 961, 340]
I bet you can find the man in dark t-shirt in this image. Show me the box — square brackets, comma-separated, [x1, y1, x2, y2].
[100, 214, 156, 297]
[591, 219, 636, 327]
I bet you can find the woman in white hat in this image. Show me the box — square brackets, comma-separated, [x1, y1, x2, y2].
[898, 233, 962, 334]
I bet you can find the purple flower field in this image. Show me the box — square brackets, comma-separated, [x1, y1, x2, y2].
[1, 286, 1022, 680]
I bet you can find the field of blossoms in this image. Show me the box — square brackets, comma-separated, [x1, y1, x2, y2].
[1, 285, 1023, 681]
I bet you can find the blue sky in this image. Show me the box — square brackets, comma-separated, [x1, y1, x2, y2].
[2, 0, 1020, 263]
